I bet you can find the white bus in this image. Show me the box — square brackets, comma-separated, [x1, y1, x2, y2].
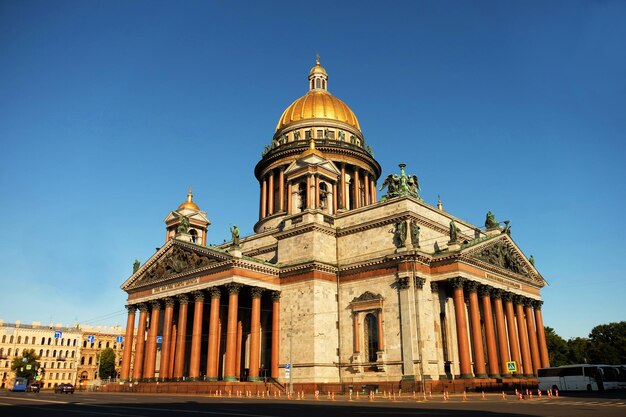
[538, 365, 605, 392]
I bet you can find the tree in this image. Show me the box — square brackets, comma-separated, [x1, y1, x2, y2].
[566, 337, 590, 364]
[587, 321, 626, 364]
[11, 349, 41, 382]
[98, 348, 116, 380]
[544, 326, 569, 366]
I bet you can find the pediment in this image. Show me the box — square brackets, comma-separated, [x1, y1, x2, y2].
[122, 240, 228, 291]
[463, 235, 545, 285]
[351, 291, 383, 303]
[284, 154, 340, 178]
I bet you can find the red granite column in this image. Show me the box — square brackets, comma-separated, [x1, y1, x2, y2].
[143, 300, 161, 380]
[364, 173, 370, 206]
[206, 287, 221, 381]
[168, 323, 177, 378]
[332, 183, 338, 214]
[479, 286, 500, 378]
[306, 174, 312, 209]
[450, 278, 472, 378]
[515, 296, 533, 377]
[315, 175, 320, 209]
[120, 305, 136, 380]
[159, 297, 175, 380]
[503, 293, 521, 377]
[340, 164, 346, 209]
[353, 167, 360, 209]
[370, 178, 376, 202]
[260, 177, 267, 218]
[189, 291, 205, 380]
[249, 287, 263, 381]
[235, 321, 243, 379]
[270, 291, 281, 379]
[224, 283, 242, 381]
[279, 167, 285, 212]
[466, 281, 487, 378]
[287, 182, 293, 214]
[173, 294, 189, 379]
[268, 170, 275, 215]
[132, 303, 148, 380]
[533, 301, 550, 367]
[491, 289, 511, 377]
[524, 299, 541, 376]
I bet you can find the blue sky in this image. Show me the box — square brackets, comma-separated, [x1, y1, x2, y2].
[0, 1, 624, 340]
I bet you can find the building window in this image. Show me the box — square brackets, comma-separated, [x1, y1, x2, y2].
[81, 357, 85, 365]
[41, 337, 45, 345]
[15, 349, 20, 357]
[189, 229, 197, 243]
[364, 313, 379, 363]
[39, 349, 43, 357]
[315, 78, 321, 89]
[1, 335, 5, 343]
[47, 338, 51, 345]
[46, 349, 49, 357]
[317, 130, 323, 138]
[9, 336, 13, 344]
[88, 357, 92, 365]
[53, 350, 56, 358]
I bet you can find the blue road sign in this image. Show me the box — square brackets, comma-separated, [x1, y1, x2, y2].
[285, 363, 290, 370]
[116, 336, 123, 343]
[156, 336, 163, 343]
[506, 361, 517, 373]
[87, 335, 95, 343]
[54, 331, 62, 339]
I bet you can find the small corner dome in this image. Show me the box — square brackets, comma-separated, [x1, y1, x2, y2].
[178, 187, 200, 211]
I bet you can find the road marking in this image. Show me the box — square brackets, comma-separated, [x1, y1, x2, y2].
[0, 395, 69, 404]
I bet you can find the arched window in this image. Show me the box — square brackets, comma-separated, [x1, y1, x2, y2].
[81, 357, 85, 365]
[39, 349, 43, 357]
[83, 341, 87, 348]
[189, 229, 198, 243]
[98, 341, 102, 349]
[71, 351, 75, 358]
[298, 182, 307, 211]
[88, 357, 93, 365]
[51, 362, 55, 369]
[319, 182, 328, 210]
[7, 348, 11, 356]
[46, 349, 49, 357]
[15, 349, 20, 356]
[41, 337, 45, 345]
[315, 78, 321, 89]
[64, 362, 67, 369]
[47, 337, 51, 345]
[24, 336, 29, 344]
[1, 335, 5, 343]
[364, 313, 379, 363]
[17, 336, 21, 344]
[73, 339, 77, 347]
[53, 350, 57, 358]
[9, 336, 14, 344]
[0, 348, 3, 357]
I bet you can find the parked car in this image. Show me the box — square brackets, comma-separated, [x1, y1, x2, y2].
[54, 383, 75, 394]
[27, 382, 41, 393]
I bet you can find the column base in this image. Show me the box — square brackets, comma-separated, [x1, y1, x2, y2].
[488, 373, 501, 379]
[206, 377, 218, 382]
[523, 374, 535, 378]
[475, 373, 489, 379]
[248, 376, 262, 382]
[459, 373, 474, 379]
[224, 376, 238, 382]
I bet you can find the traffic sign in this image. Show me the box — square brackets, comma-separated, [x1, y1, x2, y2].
[115, 336, 123, 343]
[87, 335, 95, 343]
[285, 363, 290, 369]
[26, 364, 32, 370]
[156, 336, 163, 343]
[54, 331, 62, 339]
[506, 361, 517, 373]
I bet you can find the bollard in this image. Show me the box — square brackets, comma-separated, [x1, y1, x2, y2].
[429, 391, 433, 400]
[356, 391, 359, 400]
[463, 391, 467, 401]
[349, 392, 352, 401]
[518, 392, 523, 400]
[422, 391, 427, 401]
[412, 391, 416, 399]
[548, 389, 552, 398]
[331, 392, 335, 401]
[502, 391, 506, 400]
[529, 391, 533, 399]
[482, 391, 485, 400]
[392, 392, 396, 401]
[555, 389, 559, 398]
[538, 389, 542, 398]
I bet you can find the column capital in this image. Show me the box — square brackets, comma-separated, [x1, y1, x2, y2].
[192, 290, 205, 302]
[396, 276, 410, 290]
[430, 282, 439, 292]
[125, 304, 137, 313]
[250, 286, 264, 299]
[149, 300, 161, 310]
[478, 285, 491, 298]
[513, 294, 526, 305]
[449, 277, 466, 289]
[523, 297, 534, 308]
[177, 293, 189, 305]
[271, 290, 281, 301]
[414, 277, 426, 289]
[502, 291, 514, 303]
[490, 288, 503, 299]
[465, 280, 479, 293]
[226, 282, 243, 295]
[138, 303, 149, 313]
[209, 287, 221, 299]
[164, 297, 176, 308]
[532, 300, 543, 310]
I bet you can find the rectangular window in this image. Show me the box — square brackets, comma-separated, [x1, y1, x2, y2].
[317, 130, 323, 138]
[328, 131, 335, 139]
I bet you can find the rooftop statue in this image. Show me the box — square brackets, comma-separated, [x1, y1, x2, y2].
[230, 224, 240, 247]
[449, 220, 458, 242]
[133, 259, 140, 273]
[177, 215, 190, 234]
[485, 211, 500, 230]
[379, 163, 421, 201]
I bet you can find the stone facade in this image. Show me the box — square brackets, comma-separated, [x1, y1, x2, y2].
[119, 60, 549, 389]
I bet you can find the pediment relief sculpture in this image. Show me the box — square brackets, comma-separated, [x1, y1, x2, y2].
[352, 291, 383, 303]
[140, 246, 215, 285]
[470, 240, 531, 279]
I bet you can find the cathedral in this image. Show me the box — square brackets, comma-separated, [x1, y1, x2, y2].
[118, 60, 549, 391]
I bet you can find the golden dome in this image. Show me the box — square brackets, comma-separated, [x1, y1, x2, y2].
[275, 90, 361, 132]
[178, 187, 200, 211]
[309, 61, 327, 76]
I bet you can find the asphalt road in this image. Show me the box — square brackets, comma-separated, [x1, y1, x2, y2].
[0, 390, 625, 417]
